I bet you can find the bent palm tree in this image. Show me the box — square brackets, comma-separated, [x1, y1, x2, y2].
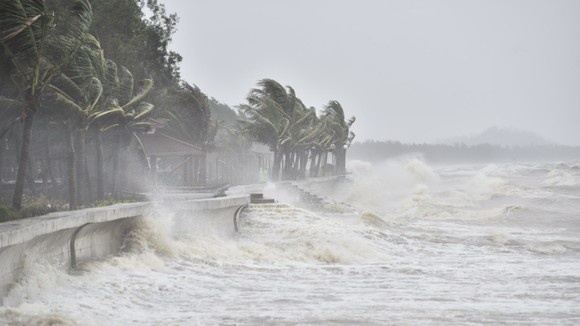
[323, 100, 355, 175]
[159, 82, 212, 185]
[0, 0, 92, 209]
[90, 69, 154, 195]
[241, 79, 307, 180]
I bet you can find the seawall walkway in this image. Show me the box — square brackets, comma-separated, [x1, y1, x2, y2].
[0, 193, 250, 301]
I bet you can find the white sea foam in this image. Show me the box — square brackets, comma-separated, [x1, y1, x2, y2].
[1, 161, 580, 325]
[543, 169, 580, 187]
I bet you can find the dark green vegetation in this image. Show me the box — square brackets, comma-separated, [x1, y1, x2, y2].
[240, 80, 355, 181]
[0, 0, 355, 217]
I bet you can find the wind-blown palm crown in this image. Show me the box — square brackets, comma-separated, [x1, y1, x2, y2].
[323, 100, 356, 149]
[322, 100, 355, 175]
[241, 79, 308, 151]
[0, 0, 93, 210]
[241, 78, 323, 180]
[89, 68, 154, 137]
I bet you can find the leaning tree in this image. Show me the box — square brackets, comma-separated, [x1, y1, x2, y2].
[322, 100, 355, 176]
[0, 0, 93, 209]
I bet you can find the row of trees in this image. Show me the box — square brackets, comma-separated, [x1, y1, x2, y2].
[0, 0, 356, 214]
[240, 79, 355, 181]
[0, 0, 209, 211]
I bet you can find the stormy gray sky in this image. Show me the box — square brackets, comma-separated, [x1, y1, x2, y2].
[161, 0, 580, 145]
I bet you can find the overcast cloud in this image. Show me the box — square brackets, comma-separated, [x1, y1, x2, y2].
[161, 0, 580, 145]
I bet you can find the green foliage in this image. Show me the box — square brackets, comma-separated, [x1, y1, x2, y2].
[89, 0, 181, 87]
[1, 0, 94, 210]
[90, 198, 137, 208]
[158, 82, 212, 147]
[0, 204, 17, 222]
[323, 100, 356, 149]
[0, 195, 66, 221]
[240, 78, 356, 179]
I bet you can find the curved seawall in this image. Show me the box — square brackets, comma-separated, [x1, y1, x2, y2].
[0, 195, 249, 301]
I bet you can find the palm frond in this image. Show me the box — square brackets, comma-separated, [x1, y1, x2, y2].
[49, 91, 85, 119]
[121, 79, 153, 111]
[115, 65, 134, 105]
[133, 102, 155, 120]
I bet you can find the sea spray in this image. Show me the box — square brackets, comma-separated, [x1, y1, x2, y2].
[1, 161, 579, 325]
[337, 158, 441, 214]
[359, 212, 391, 229]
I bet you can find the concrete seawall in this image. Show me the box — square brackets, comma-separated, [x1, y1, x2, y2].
[0, 194, 249, 301]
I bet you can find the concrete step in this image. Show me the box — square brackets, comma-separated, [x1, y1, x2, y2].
[249, 193, 276, 204]
[251, 198, 276, 204]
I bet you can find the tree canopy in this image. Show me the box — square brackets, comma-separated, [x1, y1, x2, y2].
[0, 0, 355, 216]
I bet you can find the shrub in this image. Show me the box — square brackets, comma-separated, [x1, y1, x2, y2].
[0, 195, 67, 221]
[0, 204, 17, 222]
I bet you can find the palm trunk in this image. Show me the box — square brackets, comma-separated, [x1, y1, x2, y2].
[75, 128, 86, 205]
[308, 150, 315, 178]
[66, 122, 77, 210]
[200, 150, 207, 186]
[84, 157, 92, 203]
[317, 151, 326, 177]
[111, 133, 122, 197]
[299, 149, 308, 179]
[95, 131, 104, 200]
[272, 151, 282, 181]
[11, 113, 34, 210]
[292, 151, 300, 180]
[283, 150, 293, 180]
[44, 123, 57, 194]
[0, 138, 4, 192]
[337, 147, 346, 175]
[26, 152, 37, 196]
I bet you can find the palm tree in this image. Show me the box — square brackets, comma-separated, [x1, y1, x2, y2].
[322, 100, 355, 175]
[48, 33, 106, 206]
[89, 68, 154, 195]
[288, 106, 320, 179]
[159, 82, 213, 185]
[240, 78, 308, 181]
[0, 0, 93, 209]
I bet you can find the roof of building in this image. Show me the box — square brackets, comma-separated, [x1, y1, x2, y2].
[140, 133, 203, 157]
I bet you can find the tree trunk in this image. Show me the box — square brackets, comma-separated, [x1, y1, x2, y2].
[75, 128, 86, 205]
[11, 113, 34, 210]
[308, 150, 316, 178]
[119, 148, 127, 195]
[66, 122, 77, 210]
[337, 147, 346, 175]
[272, 151, 281, 181]
[0, 138, 4, 192]
[283, 150, 293, 180]
[199, 150, 207, 186]
[292, 151, 300, 180]
[299, 149, 308, 179]
[26, 152, 37, 196]
[193, 156, 199, 185]
[95, 131, 105, 200]
[84, 156, 93, 203]
[44, 123, 57, 195]
[111, 133, 122, 197]
[318, 151, 327, 177]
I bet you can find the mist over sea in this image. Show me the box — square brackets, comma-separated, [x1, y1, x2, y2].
[1, 159, 579, 325]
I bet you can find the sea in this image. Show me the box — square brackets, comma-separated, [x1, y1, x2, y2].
[0, 159, 579, 325]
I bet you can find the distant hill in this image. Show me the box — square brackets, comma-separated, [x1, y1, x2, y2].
[440, 126, 553, 147]
[348, 139, 580, 164]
